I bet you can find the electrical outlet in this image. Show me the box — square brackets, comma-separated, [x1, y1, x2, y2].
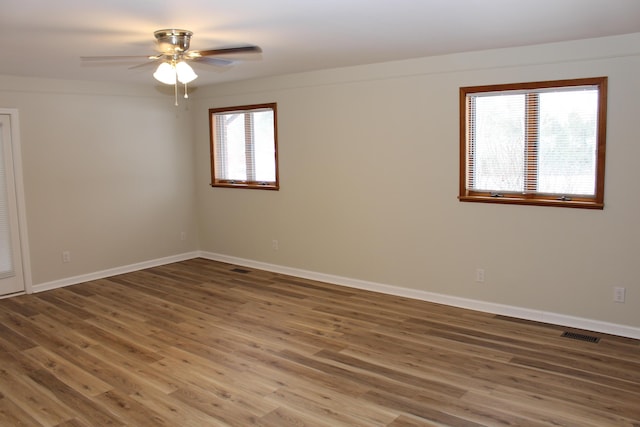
[613, 287, 626, 303]
[62, 251, 71, 263]
[180, 231, 187, 241]
[272, 239, 279, 250]
[475, 268, 485, 283]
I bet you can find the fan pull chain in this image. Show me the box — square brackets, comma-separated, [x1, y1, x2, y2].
[184, 82, 189, 99]
[174, 73, 179, 106]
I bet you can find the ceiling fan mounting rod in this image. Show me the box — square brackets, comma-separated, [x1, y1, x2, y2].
[164, 54, 184, 64]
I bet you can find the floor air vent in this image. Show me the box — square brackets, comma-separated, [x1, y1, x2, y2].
[231, 268, 250, 274]
[561, 331, 600, 343]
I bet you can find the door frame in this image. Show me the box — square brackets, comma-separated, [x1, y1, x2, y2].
[0, 108, 32, 296]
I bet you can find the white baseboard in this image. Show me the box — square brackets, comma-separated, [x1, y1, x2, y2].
[30, 250, 640, 340]
[32, 251, 200, 293]
[200, 251, 640, 340]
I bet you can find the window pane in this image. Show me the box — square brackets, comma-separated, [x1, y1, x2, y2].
[0, 130, 15, 278]
[253, 110, 276, 182]
[538, 90, 598, 196]
[472, 94, 525, 192]
[218, 113, 247, 181]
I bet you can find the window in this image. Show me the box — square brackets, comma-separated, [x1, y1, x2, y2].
[209, 103, 279, 190]
[460, 77, 607, 209]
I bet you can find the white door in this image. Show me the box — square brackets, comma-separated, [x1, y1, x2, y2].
[0, 114, 25, 295]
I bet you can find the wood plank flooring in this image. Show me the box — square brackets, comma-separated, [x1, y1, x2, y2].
[0, 258, 638, 426]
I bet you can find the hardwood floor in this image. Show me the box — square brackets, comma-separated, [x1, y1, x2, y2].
[0, 258, 638, 426]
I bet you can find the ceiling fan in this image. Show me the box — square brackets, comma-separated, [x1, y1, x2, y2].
[81, 29, 262, 105]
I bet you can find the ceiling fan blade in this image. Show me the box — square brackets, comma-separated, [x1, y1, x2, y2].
[128, 59, 162, 70]
[191, 57, 235, 67]
[81, 55, 159, 62]
[195, 45, 262, 57]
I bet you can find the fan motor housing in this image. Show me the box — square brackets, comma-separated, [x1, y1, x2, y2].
[154, 29, 193, 53]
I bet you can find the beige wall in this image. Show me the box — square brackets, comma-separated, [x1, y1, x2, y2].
[0, 76, 198, 285]
[193, 33, 640, 329]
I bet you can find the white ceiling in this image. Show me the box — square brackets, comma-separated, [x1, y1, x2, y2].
[2, 0, 640, 86]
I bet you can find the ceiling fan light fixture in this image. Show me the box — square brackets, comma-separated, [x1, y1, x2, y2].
[153, 62, 176, 85]
[153, 61, 198, 85]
